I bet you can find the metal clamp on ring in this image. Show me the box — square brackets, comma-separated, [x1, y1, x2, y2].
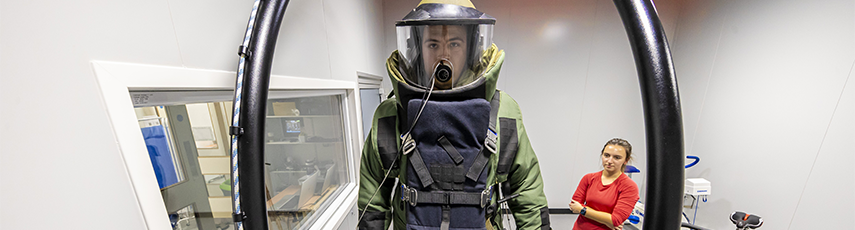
[400, 184, 409, 202]
[402, 133, 416, 155]
[401, 184, 418, 206]
[484, 129, 498, 154]
[480, 187, 492, 208]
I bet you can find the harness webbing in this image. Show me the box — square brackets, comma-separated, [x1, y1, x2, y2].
[438, 136, 464, 164]
[465, 148, 491, 182]
[464, 91, 501, 182]
[408, 148, 434, 188]
[401, 184, 490, 206]
[488, 90, 501, 135]
[373, 90, 523, 225]
[441, 206, 451, 230]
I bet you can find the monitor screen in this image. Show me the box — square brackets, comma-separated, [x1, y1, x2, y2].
[283, 118, 303, 139]
[284, 118, 302, 134]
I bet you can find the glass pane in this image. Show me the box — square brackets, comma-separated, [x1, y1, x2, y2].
[131, 90, 351, 230]
[265, 95, 349, 229]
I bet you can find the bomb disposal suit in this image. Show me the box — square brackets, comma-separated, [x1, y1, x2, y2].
[358, 1, 551, 230]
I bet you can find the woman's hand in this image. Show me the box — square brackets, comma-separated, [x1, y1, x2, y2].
[612, 225, 623, 230]
[569, 200, 584, 213]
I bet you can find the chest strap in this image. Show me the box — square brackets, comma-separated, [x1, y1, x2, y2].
[401, 184, 492, 208]
[403, 133, 435, 188]
[464, 91, 501, 182]
[438, 136, 464, 164]
[486, 90, 500, 153]
[392, 91, 506, 187]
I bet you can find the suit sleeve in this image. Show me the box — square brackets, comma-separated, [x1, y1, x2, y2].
[506, 120, 551, 230]
[610, 178, 639, 227]
[357, 122, 394, 230]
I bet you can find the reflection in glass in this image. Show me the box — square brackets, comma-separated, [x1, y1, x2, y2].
[265, 95, 349, 229]
[134, 91, 350, 230]
[187, 103, 221, 150]
[136, 104, 228, 230]
[170, 205, 199, 230]
[138, 112, 184, 189]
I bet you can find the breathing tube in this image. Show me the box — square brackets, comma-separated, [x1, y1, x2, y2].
[230, 0, 291, 229]
[433, 60, 453, 84]
[612, 0, 684, 229]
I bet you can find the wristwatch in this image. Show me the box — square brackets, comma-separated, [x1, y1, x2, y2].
[580, 207, 588, 216]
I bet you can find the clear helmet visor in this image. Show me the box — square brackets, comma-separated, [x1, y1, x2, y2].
[396, 24, 493, 90]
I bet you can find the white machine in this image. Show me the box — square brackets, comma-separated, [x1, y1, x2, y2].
[685, 178, 711, 196]
[624, 157, 714, 230]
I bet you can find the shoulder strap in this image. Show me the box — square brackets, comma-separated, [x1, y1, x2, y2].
[489, 90, 501, 138]
[464, 91, 503, 182]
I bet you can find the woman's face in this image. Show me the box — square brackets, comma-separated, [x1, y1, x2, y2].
[601, 144, 628, 173]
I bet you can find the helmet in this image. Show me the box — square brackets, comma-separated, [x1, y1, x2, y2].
[396, 0, 495, 90]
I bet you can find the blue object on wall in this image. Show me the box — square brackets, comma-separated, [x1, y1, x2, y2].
[625, 165, 641, 173]
[685, 155, 700, 168]
[142, 125, 180, 189]
[628, 215, 641, 224]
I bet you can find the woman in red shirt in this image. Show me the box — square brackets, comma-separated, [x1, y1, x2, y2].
[569, 138, 639, 230]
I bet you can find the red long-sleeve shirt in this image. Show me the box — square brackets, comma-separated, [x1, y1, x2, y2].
[572, 171, 639, 230]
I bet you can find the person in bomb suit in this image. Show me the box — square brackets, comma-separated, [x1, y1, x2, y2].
[358, 1, 551, 229]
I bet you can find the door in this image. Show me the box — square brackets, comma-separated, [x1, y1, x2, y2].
[359, 88, 382, 141]
[161, 105, 217, 230]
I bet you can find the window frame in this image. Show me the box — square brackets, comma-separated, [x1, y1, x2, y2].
[93, 61, 363, 230]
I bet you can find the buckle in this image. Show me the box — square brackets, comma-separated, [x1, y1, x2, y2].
[480, 188, 491, 208]
[484, 129, 498, 154]
[408, 187, 418, 206]
[401, 184, 417, 206]
[402, 133, 416, 155]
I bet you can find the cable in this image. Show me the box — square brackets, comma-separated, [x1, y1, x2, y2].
[356, 66, 438, 228]
[230, 1, 262, 230]
[692, 196, 699, 224]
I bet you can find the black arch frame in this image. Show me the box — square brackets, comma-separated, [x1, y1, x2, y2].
[613, 1, 685, 229]
[232, 0, 684, 229]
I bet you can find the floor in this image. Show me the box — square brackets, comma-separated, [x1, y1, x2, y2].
[500, 213, 578, 230]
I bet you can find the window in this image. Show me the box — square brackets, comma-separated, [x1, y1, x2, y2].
[94, 61, 360, 230]
[132, 91, 351, 230]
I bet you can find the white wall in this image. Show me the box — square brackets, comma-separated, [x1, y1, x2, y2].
[672, 0, 854, 229]
[378, 1, 854, 230]
[0, 0, 386, 229]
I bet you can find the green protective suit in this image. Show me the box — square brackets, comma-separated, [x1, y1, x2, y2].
[358, 44, 550, 230]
